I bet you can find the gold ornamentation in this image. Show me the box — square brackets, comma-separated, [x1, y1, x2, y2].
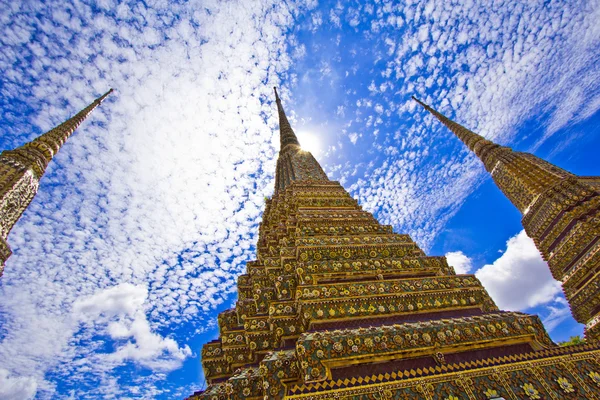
[415, 98, 600, 338]
[521, 383, 541, 399]
[0, 90, 112, 275]
[556, 377, 575, 393]
[589, 371, 600, 386]
[193, 91, 600, 399]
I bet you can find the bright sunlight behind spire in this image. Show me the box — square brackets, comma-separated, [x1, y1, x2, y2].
[296, 129, 322, 156]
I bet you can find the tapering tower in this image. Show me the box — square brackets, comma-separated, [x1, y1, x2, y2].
[414, 97, 600, 341]
[0, 89, 113, 276]
[273, 87, 329, 191]
[188, 90, 600, 400]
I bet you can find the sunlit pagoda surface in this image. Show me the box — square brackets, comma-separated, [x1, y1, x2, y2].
[188, 89, 600, 400]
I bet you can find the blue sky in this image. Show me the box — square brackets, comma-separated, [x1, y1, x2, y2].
[0, 0, 599, 398]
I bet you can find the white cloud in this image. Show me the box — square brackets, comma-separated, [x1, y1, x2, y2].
[476, 230, 562, 310]
[0, 369, 37, 400]
[74, 284, 191, 372]
[445, 250, 472, 274]
[0, 0, 309, 397]
[541, 297, 573, 333]
[74, 283, 146, 319]
[329, 9, 341, 28]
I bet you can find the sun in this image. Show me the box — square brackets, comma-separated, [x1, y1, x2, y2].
[296, 129, 322, 155]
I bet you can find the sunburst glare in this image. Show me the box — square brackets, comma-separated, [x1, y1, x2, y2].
[296, 129, 322, 156]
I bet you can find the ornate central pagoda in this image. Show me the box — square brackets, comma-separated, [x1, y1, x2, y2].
[189, 89, 600, 400]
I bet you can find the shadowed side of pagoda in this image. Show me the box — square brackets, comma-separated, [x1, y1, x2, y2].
[187, 90, 600, 400]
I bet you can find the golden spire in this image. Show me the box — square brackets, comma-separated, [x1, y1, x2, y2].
[412, 96, 571, 213]
[13, 89, 114, 177]
[274, 87, 301, 152]
[0, 89, 113, 276]
[411, 96, 501, 170]
[272, 87, 328, 192]
[189, 92, 600, 400]
[414, 96, 600, 340]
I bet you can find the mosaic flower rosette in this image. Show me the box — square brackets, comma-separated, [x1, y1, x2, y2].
[298, 288, 496, 324]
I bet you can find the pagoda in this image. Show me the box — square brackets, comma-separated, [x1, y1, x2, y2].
[0, 89, 113, 276]
[413, 97, 600, 341]
[189, 89, 600, 399]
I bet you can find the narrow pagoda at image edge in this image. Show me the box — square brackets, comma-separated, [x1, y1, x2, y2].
[187, 89, 600, 399]
[413, 97, 600, 342]
[0, 89, 113, 277]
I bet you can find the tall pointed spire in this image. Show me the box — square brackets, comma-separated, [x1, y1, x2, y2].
[12, 89, 113, 178]
[411, 96, 503, 172]
[414, 96, 600, 341]
[272, 88, 328, 192]
[274, 87, 301, 151]
[412, 96, 571, 212]
[0, 89, 113, 276]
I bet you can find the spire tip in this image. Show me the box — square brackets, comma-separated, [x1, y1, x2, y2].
[411, 95, 428, 108]
[274, 87, 280, 101]
[97, 88, 114, 104]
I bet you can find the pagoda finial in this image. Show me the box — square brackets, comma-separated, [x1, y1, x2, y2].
[16, 89, 114, 175]
[272, 87, 329, 192]
[273, 87, 300, 151]
[0, 88, 113, 276]
[412, 96, 500, 168]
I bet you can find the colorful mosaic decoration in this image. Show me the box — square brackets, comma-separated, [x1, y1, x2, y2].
[0, 89, 112, 276]
[414, 97, 600, 341]
[187, 90, 600, 399]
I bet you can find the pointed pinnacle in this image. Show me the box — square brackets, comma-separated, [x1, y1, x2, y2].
[411, 95, 454, 126]
[12, 89, 114, 175]
[273, 86, 300, 151]
[411, 95, 429, 109]
[412, 94, 502, 170]
[97, 88, 114, 104]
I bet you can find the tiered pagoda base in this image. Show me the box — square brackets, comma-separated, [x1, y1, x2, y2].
[188, 91, 600, 400]
[188, 181, 600, 400]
